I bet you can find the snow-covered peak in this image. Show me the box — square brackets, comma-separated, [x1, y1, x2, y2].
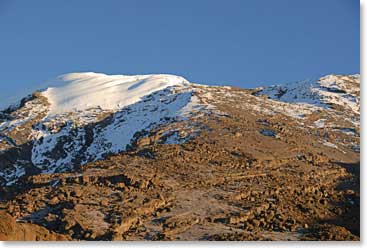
[42, 72, 190, 114]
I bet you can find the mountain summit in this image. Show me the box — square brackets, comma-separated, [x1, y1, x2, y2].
[43, 73, 190, 114]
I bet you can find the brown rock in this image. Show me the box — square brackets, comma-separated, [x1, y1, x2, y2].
[71, 188, 83, 198]
[49, 196, 60, 206]
[101, 199, 109, 206]
[0, 211, 70, 241]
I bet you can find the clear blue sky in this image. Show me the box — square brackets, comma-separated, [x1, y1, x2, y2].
[0, 0, 359, 103]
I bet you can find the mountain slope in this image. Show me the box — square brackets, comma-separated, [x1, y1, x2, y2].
[258, 74, 360, 114]
[0, 73, 360, 241]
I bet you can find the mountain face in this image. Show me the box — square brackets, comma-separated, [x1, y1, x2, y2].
[0, 73, 207, 185]
[0, 73, 360, 241]
[258, 74, 360, 114]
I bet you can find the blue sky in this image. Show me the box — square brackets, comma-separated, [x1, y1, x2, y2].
[0, 0, 359, 104]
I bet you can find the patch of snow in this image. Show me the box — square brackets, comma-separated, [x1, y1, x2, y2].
[351, 144, 360, 153]
[251, 99, 319, 119]
[179, 95, 205, 117]
[334, 128, 359, 137]
[314, 119, 326, 128]
[322, 141, 338, 149]
[0, 163, 26, 186]
[42, 72, 190, 115]
[258, 74, 360, 114]
[0, 99, 48, 133]
[164, 132, 182, 145]
[31, 121, 87, 173]
[84, 89, 194, 161]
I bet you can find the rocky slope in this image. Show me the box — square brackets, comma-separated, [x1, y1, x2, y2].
[0, 73, 360, 241]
